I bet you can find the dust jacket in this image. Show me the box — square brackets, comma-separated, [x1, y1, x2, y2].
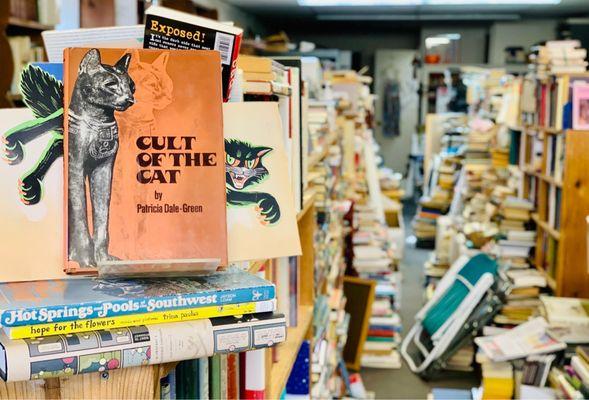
[143, 5, 243, 102]
[63, 48, 227, 273]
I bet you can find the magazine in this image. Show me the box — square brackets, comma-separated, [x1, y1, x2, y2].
[0, 312, 286, 382]
[475, 317, 566, 362]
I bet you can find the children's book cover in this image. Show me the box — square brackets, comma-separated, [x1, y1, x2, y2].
[0, 270, 275, 327]
[223, 102, 301, 262]
[62, 48, 227, 272]
[0, 63, 66, 282]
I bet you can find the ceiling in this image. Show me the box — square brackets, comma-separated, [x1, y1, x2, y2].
[225, 0, 589, 20]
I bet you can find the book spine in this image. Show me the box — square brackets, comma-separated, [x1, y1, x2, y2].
[1, 284, 276, 327]
[6, 299, 277, 339]
[243, 349, 265, 399]
[1, 314, 286, 382]
[199, 357, 209, 400]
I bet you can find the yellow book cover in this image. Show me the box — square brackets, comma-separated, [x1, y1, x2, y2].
[6, 299, 275, 339]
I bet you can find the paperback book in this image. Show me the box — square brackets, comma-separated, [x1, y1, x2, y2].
[143, 5, 243, 101]
[5, 299, 276, 340]
[62, 48, 227, 272]
[223, 102, 301, 262]
[0, 270, 275, 327]
[0, 312, 286, 382]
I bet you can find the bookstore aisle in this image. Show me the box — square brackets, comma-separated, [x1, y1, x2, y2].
[362, 202, 478, 399]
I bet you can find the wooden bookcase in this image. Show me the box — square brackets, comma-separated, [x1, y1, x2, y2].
[520, 127, 589, 298]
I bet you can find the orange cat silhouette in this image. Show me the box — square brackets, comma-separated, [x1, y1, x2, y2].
[118, 50, 173, 133]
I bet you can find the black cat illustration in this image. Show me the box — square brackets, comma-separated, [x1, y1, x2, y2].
[225, 138, 280, 225]
[68, 49, 135, 268]
[2, 65, 64, 205]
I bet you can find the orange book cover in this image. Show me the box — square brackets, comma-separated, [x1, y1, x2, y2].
[63, 48, 227, 272]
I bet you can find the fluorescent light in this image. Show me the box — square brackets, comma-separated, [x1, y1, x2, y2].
[427, 0, 560, 3]
[316, 13, 521, 20]
[298, 0, 420, 5]
[299, 0, 561, 5]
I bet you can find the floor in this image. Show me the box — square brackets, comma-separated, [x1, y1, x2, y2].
[361, 200, 479, 399]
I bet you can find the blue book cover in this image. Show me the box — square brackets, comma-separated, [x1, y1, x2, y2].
[0, 270, 275, 327]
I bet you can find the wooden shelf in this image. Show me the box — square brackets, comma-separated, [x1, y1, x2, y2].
[297, 193, 316, 222]
[532, 213, 561, 241]
[522, 167, 562, 188]
[267, 305, 314, 400]
[7, 17, 53, 31]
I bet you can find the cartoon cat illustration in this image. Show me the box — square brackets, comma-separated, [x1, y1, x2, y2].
[225, 138, 280, 225]
[67, 49, 135, 268]
[2, 65, 64, 205]
[117, 49, 173, 133]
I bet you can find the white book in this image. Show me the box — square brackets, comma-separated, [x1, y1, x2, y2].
[475, 317, 566, 362]
[42, 25, 144, 63]
[541, 295, 589, 325]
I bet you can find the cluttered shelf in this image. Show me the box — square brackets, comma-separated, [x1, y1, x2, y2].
[267, 304, 314, 400]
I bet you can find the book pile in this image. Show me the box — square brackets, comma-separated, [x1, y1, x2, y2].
[476, 350, 515, 400]
[307, 100, 337, 164]
[237, 55, 290, 96]
[351, 208, 402, 370]
[0, 270, 286, 382]
[547, 346, 589, 399]
[534, 40, 588, 77]
[413, 154, 460, 248]
[445, 343, 475, 372]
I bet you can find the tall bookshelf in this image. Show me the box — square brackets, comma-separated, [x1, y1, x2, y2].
[519, 126, 589, 298]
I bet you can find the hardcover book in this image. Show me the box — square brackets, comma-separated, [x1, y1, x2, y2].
[223, 102, 302, 262]
[62, 48, 227, 272]
[143, 5, 243, 102]
[0, 312, 286, 382]
[0, 270, 275, 327]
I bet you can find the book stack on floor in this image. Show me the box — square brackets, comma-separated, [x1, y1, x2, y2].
[444, 343, 475, 373]
[476, 350, 515, 400]
[547, 346, 589, 399]
[352, 207, 402, 370]
[533, 40, 588, 77]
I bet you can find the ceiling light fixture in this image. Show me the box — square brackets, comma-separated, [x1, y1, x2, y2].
[298, 0, 560, 5]
[316, 13, 521, 20]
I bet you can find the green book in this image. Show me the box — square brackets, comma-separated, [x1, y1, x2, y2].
[209, 355, 221, 400]
[176, 359, 200, 399]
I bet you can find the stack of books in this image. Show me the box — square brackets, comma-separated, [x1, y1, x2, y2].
[477, 350, 515, 400]
[307, 100, 337, 163]
[499, 196, 534, 236]
[237, 55, 290, 96]
[535, 40, 588, 76]
[548, 347, 589, 399]
[361, 272, 402, 370]
[0, 271, 285, 382]
[444, 343, 475, 372]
